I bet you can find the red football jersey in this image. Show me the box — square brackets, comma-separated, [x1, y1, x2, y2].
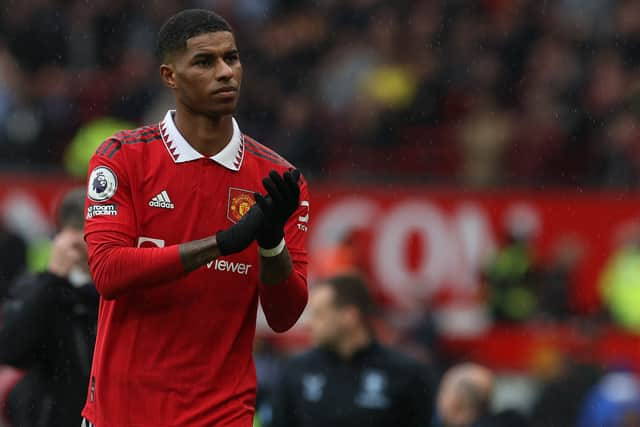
[82, 110, 310, 427]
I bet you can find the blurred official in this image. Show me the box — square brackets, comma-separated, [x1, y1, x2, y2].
[435, 363, 494, 427]
[269, 274, 434, 427]
[0, 188, 99, 427]
[435, 363, 528, 427]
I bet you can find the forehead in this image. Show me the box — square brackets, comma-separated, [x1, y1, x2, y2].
[185, 31, 237, 55]
[311, 284, 336, 307]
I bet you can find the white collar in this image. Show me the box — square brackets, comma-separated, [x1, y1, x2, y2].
[159, 110, 245, 171]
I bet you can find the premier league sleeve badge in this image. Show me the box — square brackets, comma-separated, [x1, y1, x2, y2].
[88, 166, 118, 202]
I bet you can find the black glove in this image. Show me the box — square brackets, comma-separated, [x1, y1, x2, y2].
[254, 169, 301, 249]
[216, 202, 264, 255]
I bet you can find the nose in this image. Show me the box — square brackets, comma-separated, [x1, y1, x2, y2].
[215, 58, 233, 81]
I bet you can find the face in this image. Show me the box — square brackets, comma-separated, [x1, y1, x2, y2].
[307, 285, 350, 348]
[161, 31, 242, 117]
[57, 226, 89, 272]
[437, 383, 468, 427]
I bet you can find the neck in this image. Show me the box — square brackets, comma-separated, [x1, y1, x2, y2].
[173, 106, 234, 157]
[335, 326, 372, 360]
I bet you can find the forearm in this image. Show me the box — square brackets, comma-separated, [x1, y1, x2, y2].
[179, 235, 221, 272]
[259, 247, 293, 285]
[88, 233, 222, 300]
[90, 242, 184, 299]
[88, 203, 263, 299]
[259, 257, 308, 333]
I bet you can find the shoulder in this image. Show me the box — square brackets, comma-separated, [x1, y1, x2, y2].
[6, 274, 40, 300]
[242, 134, 309, 193]
[242, 134, 295, 171]
[283, 347, 325, 370]
[374, 345, 428, 374]
[93, 124, 161, 160]
[3, 273, 60, 313]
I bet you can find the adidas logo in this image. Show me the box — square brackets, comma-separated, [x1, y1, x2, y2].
[149, 190, 175, 209]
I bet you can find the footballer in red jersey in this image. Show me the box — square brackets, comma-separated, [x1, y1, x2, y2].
[80, 9, 309, 427]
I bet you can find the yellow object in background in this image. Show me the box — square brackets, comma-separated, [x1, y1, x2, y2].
[64, 117, 134, 178]
[26, 238, 52, 273]
[600, 247, 640, 333]
[360, 65, 418, 110]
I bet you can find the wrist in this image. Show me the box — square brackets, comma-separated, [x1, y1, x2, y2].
[256, 225, 284, 250]
[216, 206, 263, 256]
[259, 238, 286, 257]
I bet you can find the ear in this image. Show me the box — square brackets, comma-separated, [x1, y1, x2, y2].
[160, 63, 177, 89]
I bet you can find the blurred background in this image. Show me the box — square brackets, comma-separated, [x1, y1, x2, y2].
[2, 0, 640, 426]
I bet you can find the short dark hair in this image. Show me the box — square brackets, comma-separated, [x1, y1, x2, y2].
[320, 274, 377, 317]
[57, 187, 86, 231]
[157, 9, 233, 61]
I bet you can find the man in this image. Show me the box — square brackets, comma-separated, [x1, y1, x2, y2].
[0, 188, 99, 427]
[269, 274, 434, 427]
[436, 363, 531, 427]
[81, 9, 309, 427]
[435, 363, 494, 427]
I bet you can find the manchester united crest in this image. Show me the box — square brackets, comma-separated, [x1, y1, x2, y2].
[227, 187, 256, 223]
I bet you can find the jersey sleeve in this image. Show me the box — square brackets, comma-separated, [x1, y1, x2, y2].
[83, 138, 185, 300]
[284, 175, 310, 270]
[84, 138, 137, 239]
[258, 175, 310, 333]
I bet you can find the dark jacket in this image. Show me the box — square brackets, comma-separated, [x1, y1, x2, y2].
[472, 410, 530, 427]
[0, 272, 99, 427]
[269, 341, 434, 427]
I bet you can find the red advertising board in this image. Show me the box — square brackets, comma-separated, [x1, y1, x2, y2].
[307, 186, 640, 318]
[2, 175, 640, 319]
[6, 174, 640, 369]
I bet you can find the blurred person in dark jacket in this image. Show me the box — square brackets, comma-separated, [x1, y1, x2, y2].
[536, 235, 584, 320]
[268, 274, 434, 427]
[0, 188, 99, 427]
[531, 357, 601, 427]
[0, 221, 26, 302]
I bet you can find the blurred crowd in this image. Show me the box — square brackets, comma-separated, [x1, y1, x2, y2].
[3, 0, 640, 426]
[0, 0, 639, 185]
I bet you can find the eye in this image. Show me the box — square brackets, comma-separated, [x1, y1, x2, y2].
[194, 58, 212, 67]
[224, 53, 240, 65]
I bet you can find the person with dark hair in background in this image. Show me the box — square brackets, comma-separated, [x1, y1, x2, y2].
[81, 9, 309, 427]
[268, 274, 434, 427]
[0, 188, 99, 427]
